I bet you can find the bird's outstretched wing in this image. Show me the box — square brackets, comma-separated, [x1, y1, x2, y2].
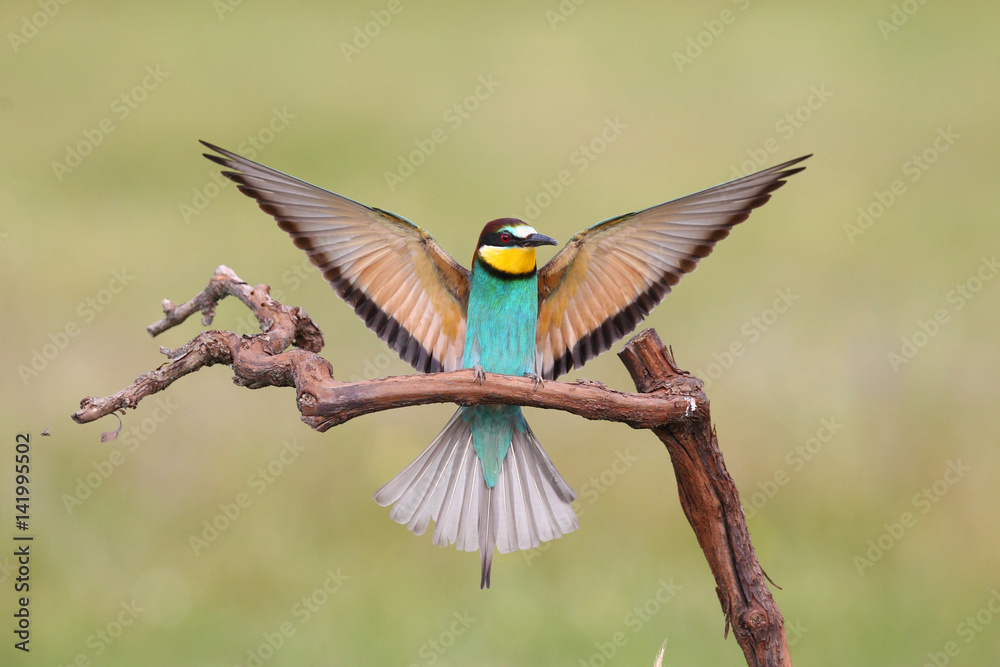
[202, 142, 470, 373]
[536, 155, 810, 380]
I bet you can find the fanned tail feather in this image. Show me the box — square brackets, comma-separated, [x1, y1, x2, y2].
[373, 407, 578, 588]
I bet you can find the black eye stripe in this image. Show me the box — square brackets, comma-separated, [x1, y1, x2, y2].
[487, 231, 514, 245]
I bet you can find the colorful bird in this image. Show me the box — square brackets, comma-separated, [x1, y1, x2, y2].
[202, 142, 808, 587]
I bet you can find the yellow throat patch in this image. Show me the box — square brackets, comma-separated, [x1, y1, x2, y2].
[478, 245, 537, 275]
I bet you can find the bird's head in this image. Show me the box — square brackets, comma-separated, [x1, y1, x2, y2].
[474, 218, 558, 276]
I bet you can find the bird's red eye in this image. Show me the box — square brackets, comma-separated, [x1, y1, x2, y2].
[499, 232, 511, 243]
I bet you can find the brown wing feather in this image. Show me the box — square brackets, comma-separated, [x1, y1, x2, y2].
[201, 141, 470, 373]
[536, 155, 810, 379]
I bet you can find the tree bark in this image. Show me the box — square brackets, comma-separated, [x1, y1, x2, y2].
[72, 265, 790, 665]
[619, 330, 791, 666]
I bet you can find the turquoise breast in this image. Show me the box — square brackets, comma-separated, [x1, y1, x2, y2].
[461, 257, 538, 487]
[462, 258, 538, 376]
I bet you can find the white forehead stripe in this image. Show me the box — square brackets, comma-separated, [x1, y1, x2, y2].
[510, 224, 537, 238]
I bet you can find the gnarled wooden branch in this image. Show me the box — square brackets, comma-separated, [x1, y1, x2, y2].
[620, 331, 791, 666]
[71, 266, 703, 432]
[71, 265, 790, 666]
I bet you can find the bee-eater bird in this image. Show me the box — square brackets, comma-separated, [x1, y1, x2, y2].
[201, 141, 808, 588]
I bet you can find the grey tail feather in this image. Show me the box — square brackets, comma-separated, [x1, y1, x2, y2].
[373, 407, 579, 589]
[479, 486, 495, 589]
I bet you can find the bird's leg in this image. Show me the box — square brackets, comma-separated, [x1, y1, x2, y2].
[523, 370, 544, 391]
[471, 364, 486, 385]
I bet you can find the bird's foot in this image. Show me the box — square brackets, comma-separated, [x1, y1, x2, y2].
[524, 370, 544, 391]
[472, 365, 486, 385]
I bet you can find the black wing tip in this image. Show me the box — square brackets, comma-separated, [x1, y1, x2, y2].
[202, 152, 231, 169]
[746, 154, 811, 183]
[200, 141, 260, 175]
[777, 153, 812, 168]
[777, 165, 807, 181]
[584, 154, 812, 232]
[768, 154, 812, 179]
[199, 139, 234, 160]
[200, 142, 248, 176]
[727, 154, 810, 200]
[766, 154, 811, 174]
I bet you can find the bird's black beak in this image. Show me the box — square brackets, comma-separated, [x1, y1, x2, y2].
[521, 233, 558, 247]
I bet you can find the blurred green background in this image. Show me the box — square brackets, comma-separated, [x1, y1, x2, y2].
[2, 0, 999, 664]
